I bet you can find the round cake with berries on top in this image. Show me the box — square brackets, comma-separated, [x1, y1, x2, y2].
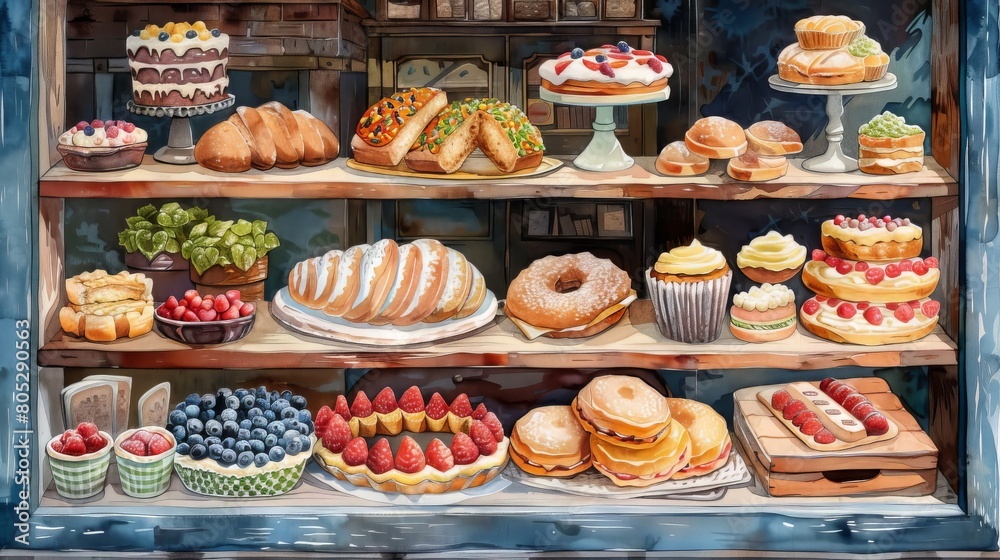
[126, 21, 229, 107]
[312, 386, 509, 495]
[539, 41, 673, 96]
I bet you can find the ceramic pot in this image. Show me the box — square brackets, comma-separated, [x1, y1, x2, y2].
[124, 250, 193, 302]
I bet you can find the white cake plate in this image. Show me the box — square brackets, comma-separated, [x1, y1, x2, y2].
[768, 74, 897, 173]
[540, 87, 670, 172]
[128, 94, 235, 165]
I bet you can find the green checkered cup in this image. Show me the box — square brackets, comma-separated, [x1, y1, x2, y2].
[114, 427, 176, 498]
[46, 431, 113, 500]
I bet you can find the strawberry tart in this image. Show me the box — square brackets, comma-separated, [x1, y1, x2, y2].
[312, 386, 508, 494]
[539, 41, 672, 96]
[801, 252, 940, 303]
[799, 295, 941, 345]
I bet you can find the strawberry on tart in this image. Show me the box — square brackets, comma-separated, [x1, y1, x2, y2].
[313, 386, 508, 494]
[539, 41, 672, 96]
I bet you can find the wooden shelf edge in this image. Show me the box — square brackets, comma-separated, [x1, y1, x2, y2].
[37, 305, 958, 370]
[39, 157, 959, 200]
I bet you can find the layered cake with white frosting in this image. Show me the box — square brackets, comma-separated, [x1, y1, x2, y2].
[126, 22, 229, 107]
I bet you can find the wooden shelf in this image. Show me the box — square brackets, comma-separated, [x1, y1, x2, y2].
[39, 156, 958, 200]
[38, 300, 958, 370]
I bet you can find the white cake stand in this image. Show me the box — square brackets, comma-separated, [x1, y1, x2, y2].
[540, 87, 670, 172]
[128, 94, 235, 165]
[768, 74, 897, 173]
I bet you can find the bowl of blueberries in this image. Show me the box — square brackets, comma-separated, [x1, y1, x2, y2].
[167, 386, 315, 497]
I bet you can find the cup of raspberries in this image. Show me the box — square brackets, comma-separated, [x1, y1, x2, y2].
[46, 422, 113, 499]
[114, 427, 177, 498]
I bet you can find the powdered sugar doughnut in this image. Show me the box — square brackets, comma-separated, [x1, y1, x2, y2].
[505, 252, 631, 330]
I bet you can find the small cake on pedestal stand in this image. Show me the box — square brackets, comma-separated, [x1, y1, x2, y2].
[541, 88, 670, 172]
[768, 73, 897, 173]
[128, 95, 235, 165]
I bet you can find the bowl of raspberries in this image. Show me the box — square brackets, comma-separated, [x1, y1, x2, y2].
[167, 386, 315, 497]
[154, 289, 256, 345]
[114, 427, 176, 498]
[46, 422, 113, 499]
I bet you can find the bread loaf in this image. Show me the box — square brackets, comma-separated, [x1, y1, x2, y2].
[196, 102, 339, 173]
[61, 270, 154, 342]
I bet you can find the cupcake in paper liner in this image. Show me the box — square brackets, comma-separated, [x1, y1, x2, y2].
[646, 239, 732, 343]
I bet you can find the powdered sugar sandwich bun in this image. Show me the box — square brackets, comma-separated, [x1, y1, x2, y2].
[572, 375, 672, 449]
[655, 141, 709, 176]
[666, 398, 731, 479]
[509, 406, 592, 477]
[685, 117, 747, 159]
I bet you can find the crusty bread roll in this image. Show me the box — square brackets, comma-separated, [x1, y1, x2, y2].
[727, 151, 788, 182]
[351, 88, 449, 167]
[509, 406, 592, 478]
[60, 270, 154, 342]
[685, 117, 747, 159]
[196, 102, 339, 173]
[230, 108, 276, 170]
[342, 239, 400, 323]
[194, 121, 251, 173]
[778, 44, 864, 86]
[655, 141, 710, 176]
[744, 121, 803, 156]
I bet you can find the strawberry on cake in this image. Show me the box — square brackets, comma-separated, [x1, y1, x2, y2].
[312, 386, 509, 494]
[539, 41, 672, 96]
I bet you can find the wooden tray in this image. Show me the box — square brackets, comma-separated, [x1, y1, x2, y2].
[734, 377, 938, 497]
[345, 155, 562, 180]
[756, 384, 899, 452]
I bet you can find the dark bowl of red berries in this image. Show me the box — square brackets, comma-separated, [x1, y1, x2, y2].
[154, 289, 256, 345]
[56, 119, 148, 172]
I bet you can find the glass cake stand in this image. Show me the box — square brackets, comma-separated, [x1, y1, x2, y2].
[768, 73, 897, 173]
[540, 87, 670, 172]
[128, 94, 235, 165]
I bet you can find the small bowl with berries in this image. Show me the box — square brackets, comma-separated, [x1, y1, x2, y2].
[56, 119, 148, 172]
[114, 427, 177, 498]
[154, 289, 256, 345]
[46, 422, 113, 499]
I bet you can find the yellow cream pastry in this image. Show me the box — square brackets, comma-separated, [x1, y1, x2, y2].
[646, 239, 733, 343]
[736, 231, 806, 283]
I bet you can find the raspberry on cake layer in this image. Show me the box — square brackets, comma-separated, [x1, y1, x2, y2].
[802, 250, 939, 303]
[313, 387, 508, 494]
[821, 214, 923, 261]
[127, 22, 229, 107]
[539, 41, 672, 96]
[799, 295, 941, 345]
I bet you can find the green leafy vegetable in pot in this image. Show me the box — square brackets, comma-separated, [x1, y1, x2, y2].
[118, 202, 209, 261]
[182, 215, 280, 275]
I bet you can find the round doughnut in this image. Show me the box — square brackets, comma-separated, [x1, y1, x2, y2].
[368, 243, 422, 326]
[505, 252, 631, 331]
[342, 239, 400, 322]
[423, 248, 472, 323]
[322, 244, 368, 317]
[392, 239, 449, 326]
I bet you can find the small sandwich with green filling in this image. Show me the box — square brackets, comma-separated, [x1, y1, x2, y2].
[858, 111, 925, 175]
[729, 283, 797, 343]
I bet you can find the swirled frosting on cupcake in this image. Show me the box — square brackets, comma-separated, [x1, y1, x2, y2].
[736, 231, 806, 272]
[651, 239, 729, 281]
[732, 283, 795, 312]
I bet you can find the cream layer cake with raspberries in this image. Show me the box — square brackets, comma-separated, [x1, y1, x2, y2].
[539, 40, 673, 96]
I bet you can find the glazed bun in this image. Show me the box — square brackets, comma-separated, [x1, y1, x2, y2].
[655, 140, 710, 176]
[666, 398, 732, 479]
[509, 406, 592, 477]
[685, 117, 747, 159]
[589, 418, 691, 487]
[573, 375, 672, 449]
